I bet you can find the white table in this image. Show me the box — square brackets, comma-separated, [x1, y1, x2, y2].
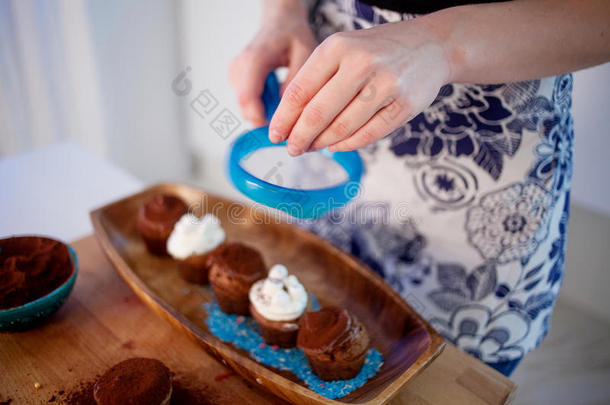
[0, 141, 142, 241]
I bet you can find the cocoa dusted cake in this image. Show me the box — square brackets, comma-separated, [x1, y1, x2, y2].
[297, 307, 370, 381]
[208, 242, 266, 315]
[93, 358, 172, 405]
[249, 264, 308, 348]
[137, 194, 188, 256]
[166, 213, 226, 285]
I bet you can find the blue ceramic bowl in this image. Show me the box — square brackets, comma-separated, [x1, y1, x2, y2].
[0, 242, 78, 332]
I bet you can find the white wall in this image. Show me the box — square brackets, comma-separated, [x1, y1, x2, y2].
[562, 64, 610, 323]
[0, 1, 107, 156]
[0, 0, 190, 184]
[571, 63, 610, 216]
[178, 0, 261, 197]
[84, 0, 189, 183]
[563, 204, 610, 323]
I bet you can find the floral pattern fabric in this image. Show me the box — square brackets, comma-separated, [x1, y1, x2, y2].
[300, 0, 574, 364]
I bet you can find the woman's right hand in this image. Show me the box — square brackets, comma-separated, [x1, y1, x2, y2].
[229, 0, 316, 127]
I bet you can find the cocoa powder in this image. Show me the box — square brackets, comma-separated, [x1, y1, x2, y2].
[61, 380, 96, 405]
[170, 378, 217, 405]
[93, 358, 171, 405]
[209, 243, 266, 277]
[0, 237, 72, 309]
[51, 361, 218, 405]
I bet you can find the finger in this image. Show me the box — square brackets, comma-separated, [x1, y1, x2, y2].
[280, 42, 313, 96]
[268, 45, 339, 144]
[230, 51, 271, 127]
[309, 78, 394, 151]
[328, 98, 413, 152]
[285, 67, 369, 155]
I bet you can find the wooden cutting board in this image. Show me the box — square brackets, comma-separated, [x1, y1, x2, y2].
[0, 236, 515, 404]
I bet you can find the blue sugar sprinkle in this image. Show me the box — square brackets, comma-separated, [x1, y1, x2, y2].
[309, 293, 320, 311]
[203, 301, 383, 400]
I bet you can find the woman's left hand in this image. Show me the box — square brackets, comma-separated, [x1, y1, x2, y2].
[268, 19, 452, 155]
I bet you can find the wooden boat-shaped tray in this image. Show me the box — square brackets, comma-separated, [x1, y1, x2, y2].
[90, 183, 445, 405]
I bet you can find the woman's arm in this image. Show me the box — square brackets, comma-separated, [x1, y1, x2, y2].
[430, 0, 610, 84]
[269, 0, 610, 155]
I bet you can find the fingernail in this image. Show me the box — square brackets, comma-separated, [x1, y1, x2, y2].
[287, 144, 302, 156]
[269, 128, 281, 143]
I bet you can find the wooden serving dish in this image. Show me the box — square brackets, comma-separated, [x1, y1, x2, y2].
[90, 183, 445, 405]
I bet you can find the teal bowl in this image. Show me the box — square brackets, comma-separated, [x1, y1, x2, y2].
[0, 243, 78, 332]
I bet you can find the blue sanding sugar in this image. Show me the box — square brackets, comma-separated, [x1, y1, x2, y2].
[203, 298, 384, 400]
[308, 293, 320, 311]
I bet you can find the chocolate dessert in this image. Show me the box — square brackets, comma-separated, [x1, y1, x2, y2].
[93, 358, 172, 405]
[175, 248, 221, 285]
[250, 304, 300, 348]
[167, 214, 226, 285]
[0, 236, 73, 309]
[208, 242, 266, 315]
[297, 307, 370, 381]
[248, 264, 308, 347]
[137, 194, 188, 256]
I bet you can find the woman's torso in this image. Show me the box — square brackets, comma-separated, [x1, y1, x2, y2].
[300, 0, 574, 364]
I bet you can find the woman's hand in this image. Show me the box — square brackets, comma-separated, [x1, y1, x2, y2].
[229, 0, 316, 127]
[269, 19, 451, 155]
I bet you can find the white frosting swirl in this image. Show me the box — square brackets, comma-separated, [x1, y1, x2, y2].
[249, 264, 308, 321]
[166, 213, 225, 260]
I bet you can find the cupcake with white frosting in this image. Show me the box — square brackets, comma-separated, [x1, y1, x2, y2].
[249, 264, 308, 347]
[167, 213, 225, 285]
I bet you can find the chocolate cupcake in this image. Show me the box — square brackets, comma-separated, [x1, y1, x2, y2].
[208, 242, 266, 315]
[137, 194, 188, 256]
[297, 307, 370, 381]
[167, 213, 226, 284]
[93, 358, 172, 405]
[249, 264, 308, 347]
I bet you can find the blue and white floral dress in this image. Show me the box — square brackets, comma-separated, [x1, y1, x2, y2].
[302, 0, 574, 375]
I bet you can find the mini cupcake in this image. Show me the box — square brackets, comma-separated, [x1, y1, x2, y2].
[249, 264, 308, 348]
[93, 358, 172, 405]
[208, 242, 266, 315]
[297, 307, 370, 381]
[167, 213, 226, 284]
[137, 194, 188, 256]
